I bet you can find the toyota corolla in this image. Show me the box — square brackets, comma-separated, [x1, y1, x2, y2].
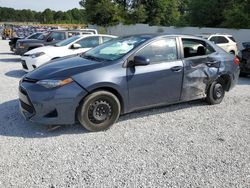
[19, 34, 240, 131]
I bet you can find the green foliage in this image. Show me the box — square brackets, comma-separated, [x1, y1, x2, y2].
[223, 4, 250, 29]
[187, 0, 250, 28]
[0, 7, 86, 24]
[1, 0, 250, 29]
[80, 0, 121, 27]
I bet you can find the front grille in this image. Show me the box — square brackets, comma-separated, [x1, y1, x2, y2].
[20, 100, 34, 114]
[21, 60, 28, 70]
[19, 86, 35, 115]
[19, 86, 27, 95]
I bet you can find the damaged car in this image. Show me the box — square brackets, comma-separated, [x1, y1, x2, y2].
[19, 34, 240, 131]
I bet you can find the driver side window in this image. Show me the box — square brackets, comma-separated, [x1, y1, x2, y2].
[135, 38, 178, 63]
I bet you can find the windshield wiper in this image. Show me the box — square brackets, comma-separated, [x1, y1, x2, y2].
[82, 55, 105, 62]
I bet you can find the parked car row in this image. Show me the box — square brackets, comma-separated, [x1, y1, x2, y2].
[21, 34, 117, 71]
[15, 29, 98, 56]
[17, 34, 240, 131]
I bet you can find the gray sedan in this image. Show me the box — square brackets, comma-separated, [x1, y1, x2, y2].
[19, 34, 240, 131]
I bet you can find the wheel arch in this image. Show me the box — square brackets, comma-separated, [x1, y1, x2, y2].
[76, 86, 125, 119]
[218, 74, 232, 91]
[90, 87, 124, 114]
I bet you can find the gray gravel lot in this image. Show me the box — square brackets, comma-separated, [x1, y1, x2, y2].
[0, 39, 250, 187]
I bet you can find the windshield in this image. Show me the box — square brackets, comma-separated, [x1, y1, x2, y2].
[54, 35, 81, 47]
[37, 32, 49, 40]
[82, 36, 149, 61]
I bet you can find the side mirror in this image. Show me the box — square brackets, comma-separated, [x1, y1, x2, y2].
[47, 36, 53, 42]
[128, 56, 150, 67]
[71, 43, 81, 49]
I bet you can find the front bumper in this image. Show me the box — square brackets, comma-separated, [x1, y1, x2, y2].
[19, 79, 88, 125]
[21, 55, 51, 72]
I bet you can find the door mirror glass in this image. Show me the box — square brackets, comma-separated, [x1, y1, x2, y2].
[129, 56, 150, 67]
[71, 43, 81, 49]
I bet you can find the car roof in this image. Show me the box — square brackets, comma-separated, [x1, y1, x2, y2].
[122, 34, 207, 40]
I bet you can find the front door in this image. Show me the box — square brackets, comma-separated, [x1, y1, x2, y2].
[127, 37, 183, 112]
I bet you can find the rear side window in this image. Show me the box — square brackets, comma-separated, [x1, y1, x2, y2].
[135, 38, 178, 63]
[76, 36, 100, 48]
[182, 39, 215, 58]
[49, 32, 66, 40]
[210, 36, 229, 44]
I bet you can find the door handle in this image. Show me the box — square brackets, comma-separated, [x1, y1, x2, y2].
[206, 61, 220, 68]
[171, 66, 182, 72]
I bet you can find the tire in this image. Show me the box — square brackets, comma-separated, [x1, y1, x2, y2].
[206, 79, 225, 105]
[77, 91, 121, 132]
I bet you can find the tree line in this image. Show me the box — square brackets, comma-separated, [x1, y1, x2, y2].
[80, 0, 250, 29]
[1, 0, 250, 28]
[0, 7, 86, 24]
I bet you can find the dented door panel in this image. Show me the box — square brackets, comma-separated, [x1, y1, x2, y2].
[181, 55, 220, 101]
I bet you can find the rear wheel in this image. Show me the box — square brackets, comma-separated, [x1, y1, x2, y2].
[206, 79, 225, 105]
[78, 91, 121, 132]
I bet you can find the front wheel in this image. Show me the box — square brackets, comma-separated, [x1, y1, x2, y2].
[206, 80, 225, 105]
[77, 91, 121, 132]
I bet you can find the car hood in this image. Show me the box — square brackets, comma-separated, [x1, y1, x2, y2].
[25, 46, 58, 55]
[18, 39, 42, 44]
[25, 56, 103, 80]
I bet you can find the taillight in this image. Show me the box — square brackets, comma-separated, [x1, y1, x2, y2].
[234, 57, 240, 65]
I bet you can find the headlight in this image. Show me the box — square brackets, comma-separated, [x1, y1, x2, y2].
[37, 78, 73, 89]
[30, 52, 45, 58]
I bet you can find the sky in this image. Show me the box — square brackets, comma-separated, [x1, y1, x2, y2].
[0, 0, 82, 11]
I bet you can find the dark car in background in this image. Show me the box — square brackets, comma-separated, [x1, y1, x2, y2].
[239, 42, 250, 76]
[9, 32, 43, 53]
[19, 34, 240, 132]
[15, 29, 98, 55]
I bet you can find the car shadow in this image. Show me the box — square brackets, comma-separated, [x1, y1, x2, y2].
[0, 58, 21, 63]
[238, 77, 250, 85]
[0, 99, 206, 138]
[0, 52, 15, 55]
[5, 70, 26, 78]
[0, 99, 89, 138]
[118, 99, 206, 123]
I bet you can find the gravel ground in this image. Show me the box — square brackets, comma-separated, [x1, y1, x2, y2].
[0, 39, 249, 187]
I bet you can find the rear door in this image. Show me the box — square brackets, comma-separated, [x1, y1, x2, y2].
[181, 38, 219, 101]
[127, 37, 183, 111]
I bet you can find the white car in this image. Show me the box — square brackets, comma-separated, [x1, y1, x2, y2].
[21, 34, 117, 72]
[199, 34, 239, 55]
